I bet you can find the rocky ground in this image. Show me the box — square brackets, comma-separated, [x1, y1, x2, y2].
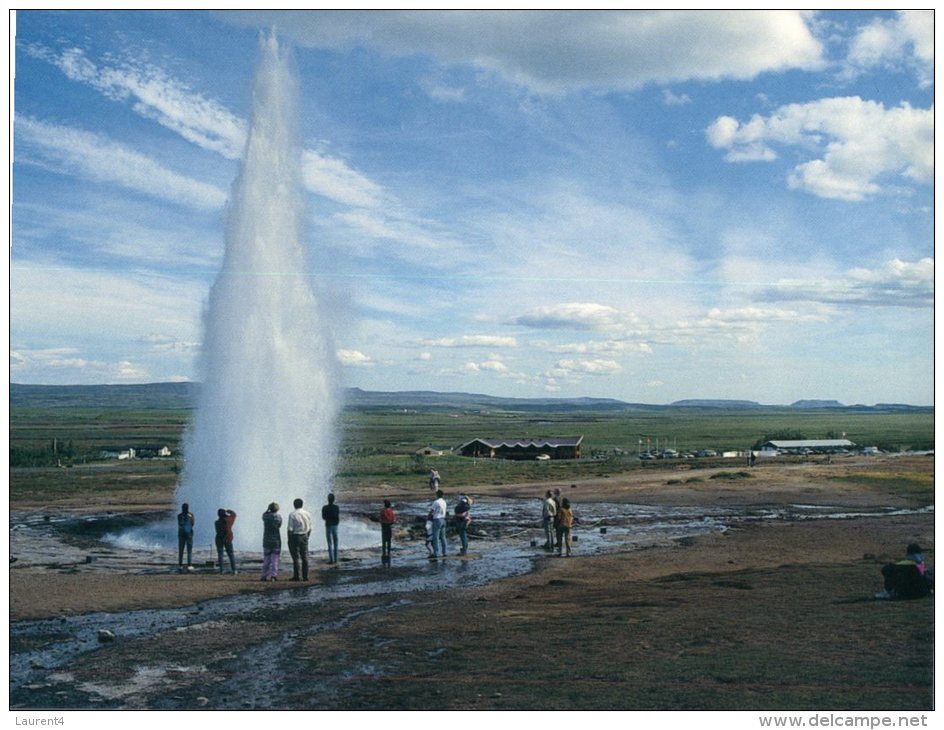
[9, 455, 934, 711]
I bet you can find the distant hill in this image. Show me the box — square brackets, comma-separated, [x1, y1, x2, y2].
[343, 387, 633, 412]
[670, 399, 762, 409]
[10, 382, 197, 409]
[9, 383, 932, 413]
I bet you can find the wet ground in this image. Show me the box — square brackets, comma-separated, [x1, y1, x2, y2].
[9, 495, 932, 708]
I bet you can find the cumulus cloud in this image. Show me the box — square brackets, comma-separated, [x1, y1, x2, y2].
[761, 258, 933, 308]
[465, 359, 508, 373]
[220, 10, 824, 94]
[513, 302, 631, 331]
[706, 97, 933, 200]
[337, 349, 374, 366]
[846, 10, 933, 86]
[16, 117, 228, 210]
[549, 358, 622, 377]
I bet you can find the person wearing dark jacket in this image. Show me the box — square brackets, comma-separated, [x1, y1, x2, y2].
[261, 503, 282, 581]
[214, 508, 237, 574]
[322, 493, 340, 565]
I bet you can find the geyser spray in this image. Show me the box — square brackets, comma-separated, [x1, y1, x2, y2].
[175, 35, 339, 551]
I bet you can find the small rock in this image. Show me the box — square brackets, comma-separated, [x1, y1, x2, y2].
[98, 629, 116, 643]
[195, 697, 209, 706]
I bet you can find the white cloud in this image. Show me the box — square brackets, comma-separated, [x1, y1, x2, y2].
[10, 347, 151, 384]
[661, 88, 691, 106]
[16, 117, 228, 210]
[533, 339, 651, 356]
[337, 349, 374, 366]
[846, 10, 933, 86]
[549, 358, 622, 377]
[303, 150, 385, 209]
[466, 359, 508, 373]
[706, 97, 933, 200]
[762, 257, 933, 308]
[24, 44, 248, 158]
[422, 335, 518, 348]
[221, 10, 823, 94]
[513, 303, 631, 331]
[26, 43, 398, 212]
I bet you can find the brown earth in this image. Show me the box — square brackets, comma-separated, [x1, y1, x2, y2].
[9, 455, 935, 710]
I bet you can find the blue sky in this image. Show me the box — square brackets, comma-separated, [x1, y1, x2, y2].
[10, 10, 934, 405]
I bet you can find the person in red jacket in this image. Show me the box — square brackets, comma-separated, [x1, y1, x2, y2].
[214, 508, 237, 574]
[379, 500, 396, 564]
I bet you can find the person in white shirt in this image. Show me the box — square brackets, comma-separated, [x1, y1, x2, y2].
[542, 490, 557, 551]
[429, 489, 448, 558]
[287, 498, 313, 581]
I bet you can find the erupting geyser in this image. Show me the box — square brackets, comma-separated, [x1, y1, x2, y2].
[175, 35, 339, 550]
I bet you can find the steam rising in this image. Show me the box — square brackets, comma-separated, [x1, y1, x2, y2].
[175, 36, 339, 549]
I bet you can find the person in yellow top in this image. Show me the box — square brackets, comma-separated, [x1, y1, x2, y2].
[557, 498, 574, 557]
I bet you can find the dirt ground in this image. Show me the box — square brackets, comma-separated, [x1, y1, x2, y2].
[9, 455, 935, 710]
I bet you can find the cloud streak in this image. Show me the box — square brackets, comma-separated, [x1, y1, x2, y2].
[16, 116, 228, 210]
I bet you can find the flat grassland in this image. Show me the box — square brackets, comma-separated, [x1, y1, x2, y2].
[9, 405, 935, 711]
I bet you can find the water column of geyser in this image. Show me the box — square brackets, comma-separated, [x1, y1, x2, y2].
[175, 35, 339, 552]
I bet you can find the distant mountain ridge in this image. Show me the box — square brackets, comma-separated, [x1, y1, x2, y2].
[9, 382, 932, 412]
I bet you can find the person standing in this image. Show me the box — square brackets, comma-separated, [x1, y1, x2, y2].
[261, 502, 282, 581]
[322, 493, 340, 565]
[552, 488, 563, 551]
[177, 503, 195, 573]
[429, 468, 441, 491]
[429, 489, 448, 558]
[287, 498, 312, 581]
[542, 490, 557, 551]
[557, 498, 574, 557]
[454, 495, 472, 555]
[379, 500, 397, 563]
[214, 508, 237, 574]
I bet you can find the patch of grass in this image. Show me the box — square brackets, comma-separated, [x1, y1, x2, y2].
[831, 472, 933, 503]
[709, 471, 754, 481]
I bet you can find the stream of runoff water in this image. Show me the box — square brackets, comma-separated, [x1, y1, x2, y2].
[9, 500, 933, 696]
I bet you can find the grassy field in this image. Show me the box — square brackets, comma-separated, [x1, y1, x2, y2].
[10, 405, 934, 497]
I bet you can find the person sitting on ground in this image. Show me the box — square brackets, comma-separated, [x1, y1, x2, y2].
[214, 508, 237, 574]
[877, 542, 931, 599]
